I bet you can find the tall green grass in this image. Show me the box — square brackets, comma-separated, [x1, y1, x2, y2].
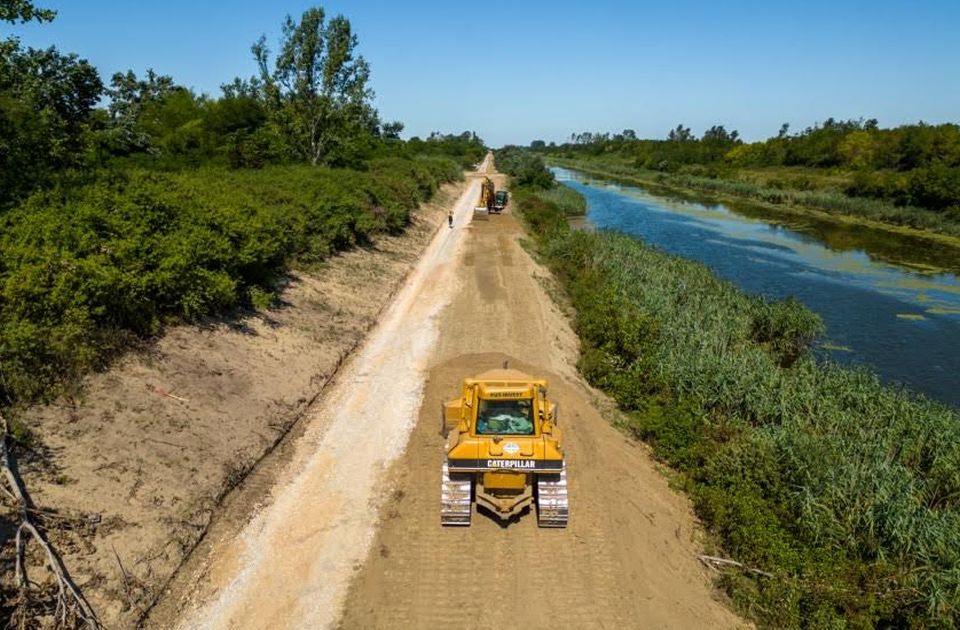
[517, 180, 960, 628]
[534, 185, 587, 216]
[0, 156, 461, 406]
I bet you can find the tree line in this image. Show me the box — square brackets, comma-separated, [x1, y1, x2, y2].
[533, 118, 960, 215]
[0, 1, 485, 410]
[0, 2, 485, 208]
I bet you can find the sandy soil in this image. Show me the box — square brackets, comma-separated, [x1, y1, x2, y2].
[161, 157, 745, 629]
[1, 179, 466, 629]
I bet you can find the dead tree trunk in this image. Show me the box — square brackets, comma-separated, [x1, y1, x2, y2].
[1, 411, 100, 629]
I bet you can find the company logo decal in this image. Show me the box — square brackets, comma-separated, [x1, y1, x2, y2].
[502, 442, 521, 455]
[487, 459, 536, 469]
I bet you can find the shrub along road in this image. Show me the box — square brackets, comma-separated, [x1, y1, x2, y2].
[161, 157, 744, 629]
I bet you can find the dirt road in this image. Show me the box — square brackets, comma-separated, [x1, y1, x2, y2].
[172, 157, 744, 629]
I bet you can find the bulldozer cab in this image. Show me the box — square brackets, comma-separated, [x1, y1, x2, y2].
[469, 382, 540, 437]
[475, 397, 535, 436]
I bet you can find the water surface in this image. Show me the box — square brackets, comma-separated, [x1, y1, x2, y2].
[554, 167, 960, 407]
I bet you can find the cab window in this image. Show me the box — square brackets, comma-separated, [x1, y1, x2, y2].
[475, 398, 534, 435]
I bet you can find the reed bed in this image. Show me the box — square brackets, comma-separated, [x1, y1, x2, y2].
[534, 185, 587, 216]
[518, 176, 960, 628]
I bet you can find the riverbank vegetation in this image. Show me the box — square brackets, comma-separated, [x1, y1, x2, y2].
[0, 4, 484, 410]
[500, 149, 960, 628]
[532, 118, 960, 237]
[498, 147, 585, 215]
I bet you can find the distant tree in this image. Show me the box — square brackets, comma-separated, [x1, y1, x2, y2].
[621, 128, 637, 140]
[381, 120, 403, 140]
[496, 146, 554, 188]
[221, 76, 262, 100]
[838, 130, 877, 169]
[702, 125, 739, 143]
[897, 124, 932, 170]
[210, 83, 266, 135]
[667, 124, 693, 142]
[102, 69, 177, 154]
[530, 139, 546, 150]
[252, 6, 378, 165]
[724, 143, 766, 166]
[777, 123, 790, 139]
[107, 69, 176, 118]
[0, 41, 102, 203]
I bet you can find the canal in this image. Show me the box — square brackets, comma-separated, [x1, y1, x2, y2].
[553, 167, 960, 407]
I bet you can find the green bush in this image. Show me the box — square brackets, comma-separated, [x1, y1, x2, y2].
[495, 147, 555, 189]
[0, 158, 460, 405]
[908, 164, 960, 211]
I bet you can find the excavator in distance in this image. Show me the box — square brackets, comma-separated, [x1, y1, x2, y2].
[440, 368, 568, 528]
[474, 177, 495, 218]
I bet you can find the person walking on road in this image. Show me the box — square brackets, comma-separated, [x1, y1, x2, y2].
[448, 211, 453, 228]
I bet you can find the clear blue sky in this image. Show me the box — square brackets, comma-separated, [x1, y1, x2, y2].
[5, 0, 959, 147]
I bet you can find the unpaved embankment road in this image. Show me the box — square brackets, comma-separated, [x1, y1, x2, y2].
[172, 157, 744, 629]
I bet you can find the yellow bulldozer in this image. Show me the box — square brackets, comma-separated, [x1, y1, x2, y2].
[440, 368, 568, 527]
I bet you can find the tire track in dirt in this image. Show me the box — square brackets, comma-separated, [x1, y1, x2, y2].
[338, 178, 745, 629]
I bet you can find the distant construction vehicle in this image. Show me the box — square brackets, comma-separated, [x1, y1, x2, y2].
[440, 368, 568, 527]
[492, 189, 508, 214]
[474, 177, 495, 218]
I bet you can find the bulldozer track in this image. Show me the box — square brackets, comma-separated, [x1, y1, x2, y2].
[536, 464, 569, 527]
[439, 462, 472, 526]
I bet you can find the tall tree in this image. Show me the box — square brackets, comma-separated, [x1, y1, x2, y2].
[252, 7, 378, 165]
[0, 41, 102, 203]
[667, 124, 693, 142]
[0, 0, 55, 23]
[101, 69, 177, 154]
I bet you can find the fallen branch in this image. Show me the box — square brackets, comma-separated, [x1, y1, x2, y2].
[698, 554, 774, 578]
[152, 386, 188, 403]
[142, 436, 186, 449]
[1, 410, 101, 629]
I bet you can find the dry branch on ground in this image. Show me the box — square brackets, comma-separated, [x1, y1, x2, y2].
[1, 411, 101, 629]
